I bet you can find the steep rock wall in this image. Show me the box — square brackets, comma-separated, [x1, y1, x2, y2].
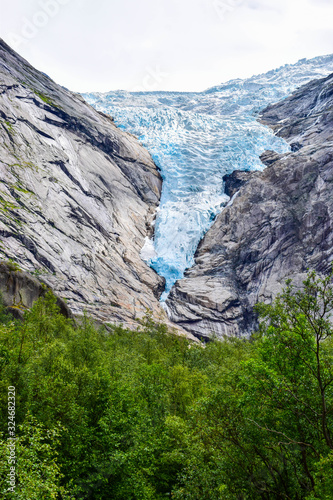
[166, 73, 333, 339]
[0, 39, 167, 328]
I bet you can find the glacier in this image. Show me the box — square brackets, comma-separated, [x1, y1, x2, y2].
[83, 54, 333, 300]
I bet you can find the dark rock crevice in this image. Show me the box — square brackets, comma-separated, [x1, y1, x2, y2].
[0, 262, 71, 319]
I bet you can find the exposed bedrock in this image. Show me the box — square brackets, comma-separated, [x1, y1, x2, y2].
[0, 39, 195, 335]
[0, 262, 71, 320]
[166, 73, 333, 339]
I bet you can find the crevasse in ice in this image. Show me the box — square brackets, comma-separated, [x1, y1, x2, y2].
[83, 55, 333, 300]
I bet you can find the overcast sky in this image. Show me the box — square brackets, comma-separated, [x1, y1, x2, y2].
[1, 0, 332, 93]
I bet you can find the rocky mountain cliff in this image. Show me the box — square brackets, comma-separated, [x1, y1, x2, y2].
[0, 39, 172, 329]
[2, 38, 332, 342]
[166, 73, 333, 339]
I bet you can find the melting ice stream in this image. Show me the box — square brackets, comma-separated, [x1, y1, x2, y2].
[84, 55, 333, 300]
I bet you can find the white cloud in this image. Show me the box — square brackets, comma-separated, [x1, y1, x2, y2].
[0, 0, 332, 92]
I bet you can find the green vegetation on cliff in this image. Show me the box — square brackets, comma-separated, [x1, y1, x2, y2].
[0, 271, 332, 499]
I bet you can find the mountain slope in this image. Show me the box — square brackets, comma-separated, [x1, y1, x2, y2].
[166, 73, 333, 339]
[85, 54, 333, 297]
[0, 39, 167, 327]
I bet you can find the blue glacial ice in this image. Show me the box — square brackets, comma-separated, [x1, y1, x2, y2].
[83, 55, 333, 300]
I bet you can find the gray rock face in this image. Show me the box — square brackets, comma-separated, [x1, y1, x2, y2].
[223, 170, 256, 198]
[0, 261, 71, 319]
[166, 73, 333, 340]
[0, 39, 169, 328]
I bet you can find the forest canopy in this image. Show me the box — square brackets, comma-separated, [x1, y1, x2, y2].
[0, 270, 332, 499]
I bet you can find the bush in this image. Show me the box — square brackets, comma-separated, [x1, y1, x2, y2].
[0, 272, 332, 498]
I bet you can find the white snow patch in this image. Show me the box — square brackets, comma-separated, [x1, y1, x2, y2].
[140, 237, 157, 264]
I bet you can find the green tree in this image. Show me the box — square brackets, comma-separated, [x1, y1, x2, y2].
[0, 414, 72, 499]
[172, 271, 333, 499]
